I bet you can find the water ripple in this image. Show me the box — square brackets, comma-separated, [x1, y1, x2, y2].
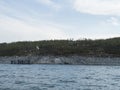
[0, 64, 120, 90]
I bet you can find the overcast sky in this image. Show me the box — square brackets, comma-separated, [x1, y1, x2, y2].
[0, 0, 120, 42]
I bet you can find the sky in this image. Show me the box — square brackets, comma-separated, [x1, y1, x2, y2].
[0, 0, 120, 42]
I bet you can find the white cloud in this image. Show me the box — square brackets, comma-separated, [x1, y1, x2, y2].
[73, 0, 120, 16]
[0, 15, 69, 42]
[106, 17, 120, 26]
[101, 17, 120, 26]
[36, 0, 61, 10]
[0, 0, 69, 42]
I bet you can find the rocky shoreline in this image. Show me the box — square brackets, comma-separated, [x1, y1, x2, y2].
[0, 55, 120, 65]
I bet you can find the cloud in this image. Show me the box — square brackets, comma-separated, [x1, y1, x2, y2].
[73, 0, 120, 16]
[101, 17, 120, 26]
[0, 0, 69, 42]
[36, 0, 61, 10]
[106, 17, 120, 26]
[0, 0, 120, 42]
[0, 15, 69, 42]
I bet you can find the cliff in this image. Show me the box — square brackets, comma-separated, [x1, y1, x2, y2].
[0, 37, 120, 65]
[0, 55, 120, 65]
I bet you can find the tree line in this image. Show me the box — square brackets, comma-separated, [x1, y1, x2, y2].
[0, 37, 120, 57]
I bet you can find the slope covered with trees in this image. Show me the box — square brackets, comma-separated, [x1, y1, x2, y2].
[0, 37, 120, 57]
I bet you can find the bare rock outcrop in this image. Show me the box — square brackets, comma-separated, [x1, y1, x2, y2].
[0, 55, 120, 65]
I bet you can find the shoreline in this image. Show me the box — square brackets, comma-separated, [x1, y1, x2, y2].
[0, 55, 120, 65]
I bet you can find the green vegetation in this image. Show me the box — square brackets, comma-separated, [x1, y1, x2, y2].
[0, 37, 120, 57]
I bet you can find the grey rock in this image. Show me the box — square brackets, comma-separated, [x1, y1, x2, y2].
[0, 55, 120, 65]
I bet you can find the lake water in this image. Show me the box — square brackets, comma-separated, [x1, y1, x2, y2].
[0, 64, 120, 90]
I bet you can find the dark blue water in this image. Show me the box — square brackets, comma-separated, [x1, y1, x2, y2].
[0, 64, 120, 90]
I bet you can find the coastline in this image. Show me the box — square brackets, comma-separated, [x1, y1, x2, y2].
[0, 55, 120, 65]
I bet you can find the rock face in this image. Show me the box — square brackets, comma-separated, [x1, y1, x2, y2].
[0, 55, 120, 65]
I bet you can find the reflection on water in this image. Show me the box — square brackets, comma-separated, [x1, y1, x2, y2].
[0, 64, 120, 90]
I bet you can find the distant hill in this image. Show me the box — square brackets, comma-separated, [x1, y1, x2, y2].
[0, 37, 120, 57]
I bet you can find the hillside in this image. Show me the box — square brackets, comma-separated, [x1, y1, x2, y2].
[0, 37, 120, 57]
